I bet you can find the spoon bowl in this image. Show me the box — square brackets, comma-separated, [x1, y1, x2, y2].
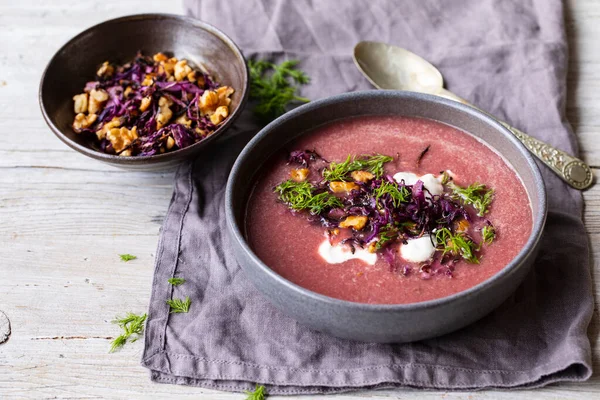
[354, 41, 443, 93]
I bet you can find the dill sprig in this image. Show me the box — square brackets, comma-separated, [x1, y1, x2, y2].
[374, 181, 410, 207]
[376, 224, 401, 250]
[481, 224, 496, 245]
[119, 254, 137, 262]
[322, 154, 393, 181]
[275, 180, 343, 214]
[167, 277, 186, 286]
[110, 312, 147, 353]
[166, 296, 191, 314]
[435, 227, 479, 264]
[248, 59, 310, 123]
[450, 182, 494, 216]
[245, 385, 267, 400]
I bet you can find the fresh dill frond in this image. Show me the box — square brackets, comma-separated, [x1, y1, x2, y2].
[450, 182, 494, 216]
[322, 154, 393, 181]
[274, 180, 342, 214]
[248, 59, 310, 123]
[166, 296, 191, 314]
[375, 224, 401, 250]
[109, 312, 147, 353]
[168, 277, 186, 286]
[245, 385, 267, 400]
[481, 224, 496, 245]
[119, 254, 137, 262]
[374, 181, 410, 207]
[435, 227, 479, 264]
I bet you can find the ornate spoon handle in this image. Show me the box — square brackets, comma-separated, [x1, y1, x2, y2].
[437, 89, 593, 190]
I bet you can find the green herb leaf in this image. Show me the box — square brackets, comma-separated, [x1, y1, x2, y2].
[245, 385, 267, 400]
[374, 181, 411, 207]
[275, 180, 342, 214]
[322, 154, 393, 182]
[375, 224, 401, 250]
[166, 296, 191, 314]
[109, 312, 147, 353]
[248, 59, 310, 123]
[119, 254, 137, 262]
[449, 182, 494, 216]
[435, 227, 479, 264]
[481, 224, 496, 245]
[167, 277, 186, 286]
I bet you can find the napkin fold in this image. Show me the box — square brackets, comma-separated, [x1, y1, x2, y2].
[142, 0, 593, 394]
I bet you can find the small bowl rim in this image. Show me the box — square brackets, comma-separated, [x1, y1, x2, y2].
[39, 13, 249, 164]
[226, 90, 547, 311]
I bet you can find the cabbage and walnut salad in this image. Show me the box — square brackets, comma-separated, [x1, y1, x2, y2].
[72, 52, 234, 156]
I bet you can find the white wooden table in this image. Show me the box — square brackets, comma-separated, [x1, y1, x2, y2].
[0, 1, 598, 398]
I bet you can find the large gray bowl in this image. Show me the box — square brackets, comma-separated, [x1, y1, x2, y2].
[225, 91, 547, 343]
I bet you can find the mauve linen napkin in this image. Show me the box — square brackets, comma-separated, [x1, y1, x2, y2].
[142, 0, 593, 394]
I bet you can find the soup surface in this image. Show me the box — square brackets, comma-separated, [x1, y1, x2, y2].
[246, 116, 532, 304]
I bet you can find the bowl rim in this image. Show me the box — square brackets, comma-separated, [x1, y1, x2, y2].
[226, 90, 548, 311]
[38, 13, 249, 164]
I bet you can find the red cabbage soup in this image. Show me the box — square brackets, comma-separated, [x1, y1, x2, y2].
[245, 116, 532, 304]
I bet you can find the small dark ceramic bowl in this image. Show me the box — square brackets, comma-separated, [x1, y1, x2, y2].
[39, 14, 248, 171]
[226, 90, 547, 343]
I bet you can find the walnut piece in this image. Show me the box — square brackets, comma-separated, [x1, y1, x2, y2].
[72, 113, 97, 133]
[199, 90, 219, 114]
[209, 106, 229, 125]
[106, 126, 138, 153]
[139, 96, 152, 112]
[175, 114, 192, 128]
[351, 170, 374, 182]
[96, 61, 114, 78]
[290, 168, 309, 182]
[156, 96, 173, 129]
[329, 181, 359, 193]
[339, 215, 368, 230]
[72, 93, 88, 114]
[166, 136, 175, 150]
[96, 117, 122, 140]
[88, 89, 109, 114]
[174, 60, 193, 81]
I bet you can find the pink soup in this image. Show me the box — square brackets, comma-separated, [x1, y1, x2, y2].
[246, 116, 532, 304]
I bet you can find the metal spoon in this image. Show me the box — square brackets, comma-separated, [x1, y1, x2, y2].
[353, 41, 593, 190]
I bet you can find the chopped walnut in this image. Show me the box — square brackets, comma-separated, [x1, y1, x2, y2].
[153, 52, 168, 62]
[455, 219, 470, 233]
[88, 89, 109, 114]
[339, 215, 368, 230]
[141, 73, 156, 87]
[199, 90, 219, 114]
[72, 93, 89, 114]
[96, 61, 114, 78]
[329, 181, 359, 193]
[156, 96, 173, 129]
[174, 60, 193, 81]
[186, 70, 197, 82]
[158, 57, 177, 78]
[106, 126, 138, 153]
[290, 168, 309, 182]
[96, 117, 122, 140]
[72, 113, 97, 133]
[216, 86, 234, 107]
[367, 241, 378, 253]
[139, 96, 152, 112]
[351, 170, 374, 182]
[166, 136, 175, 150]
[123, 86, 133, 97]
[209, 106, 229, 125]
[175, 114, 192, 128]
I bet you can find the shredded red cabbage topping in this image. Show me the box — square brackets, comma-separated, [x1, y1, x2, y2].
[71, 52, 234, 156]
[274, 149, 497, 278]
